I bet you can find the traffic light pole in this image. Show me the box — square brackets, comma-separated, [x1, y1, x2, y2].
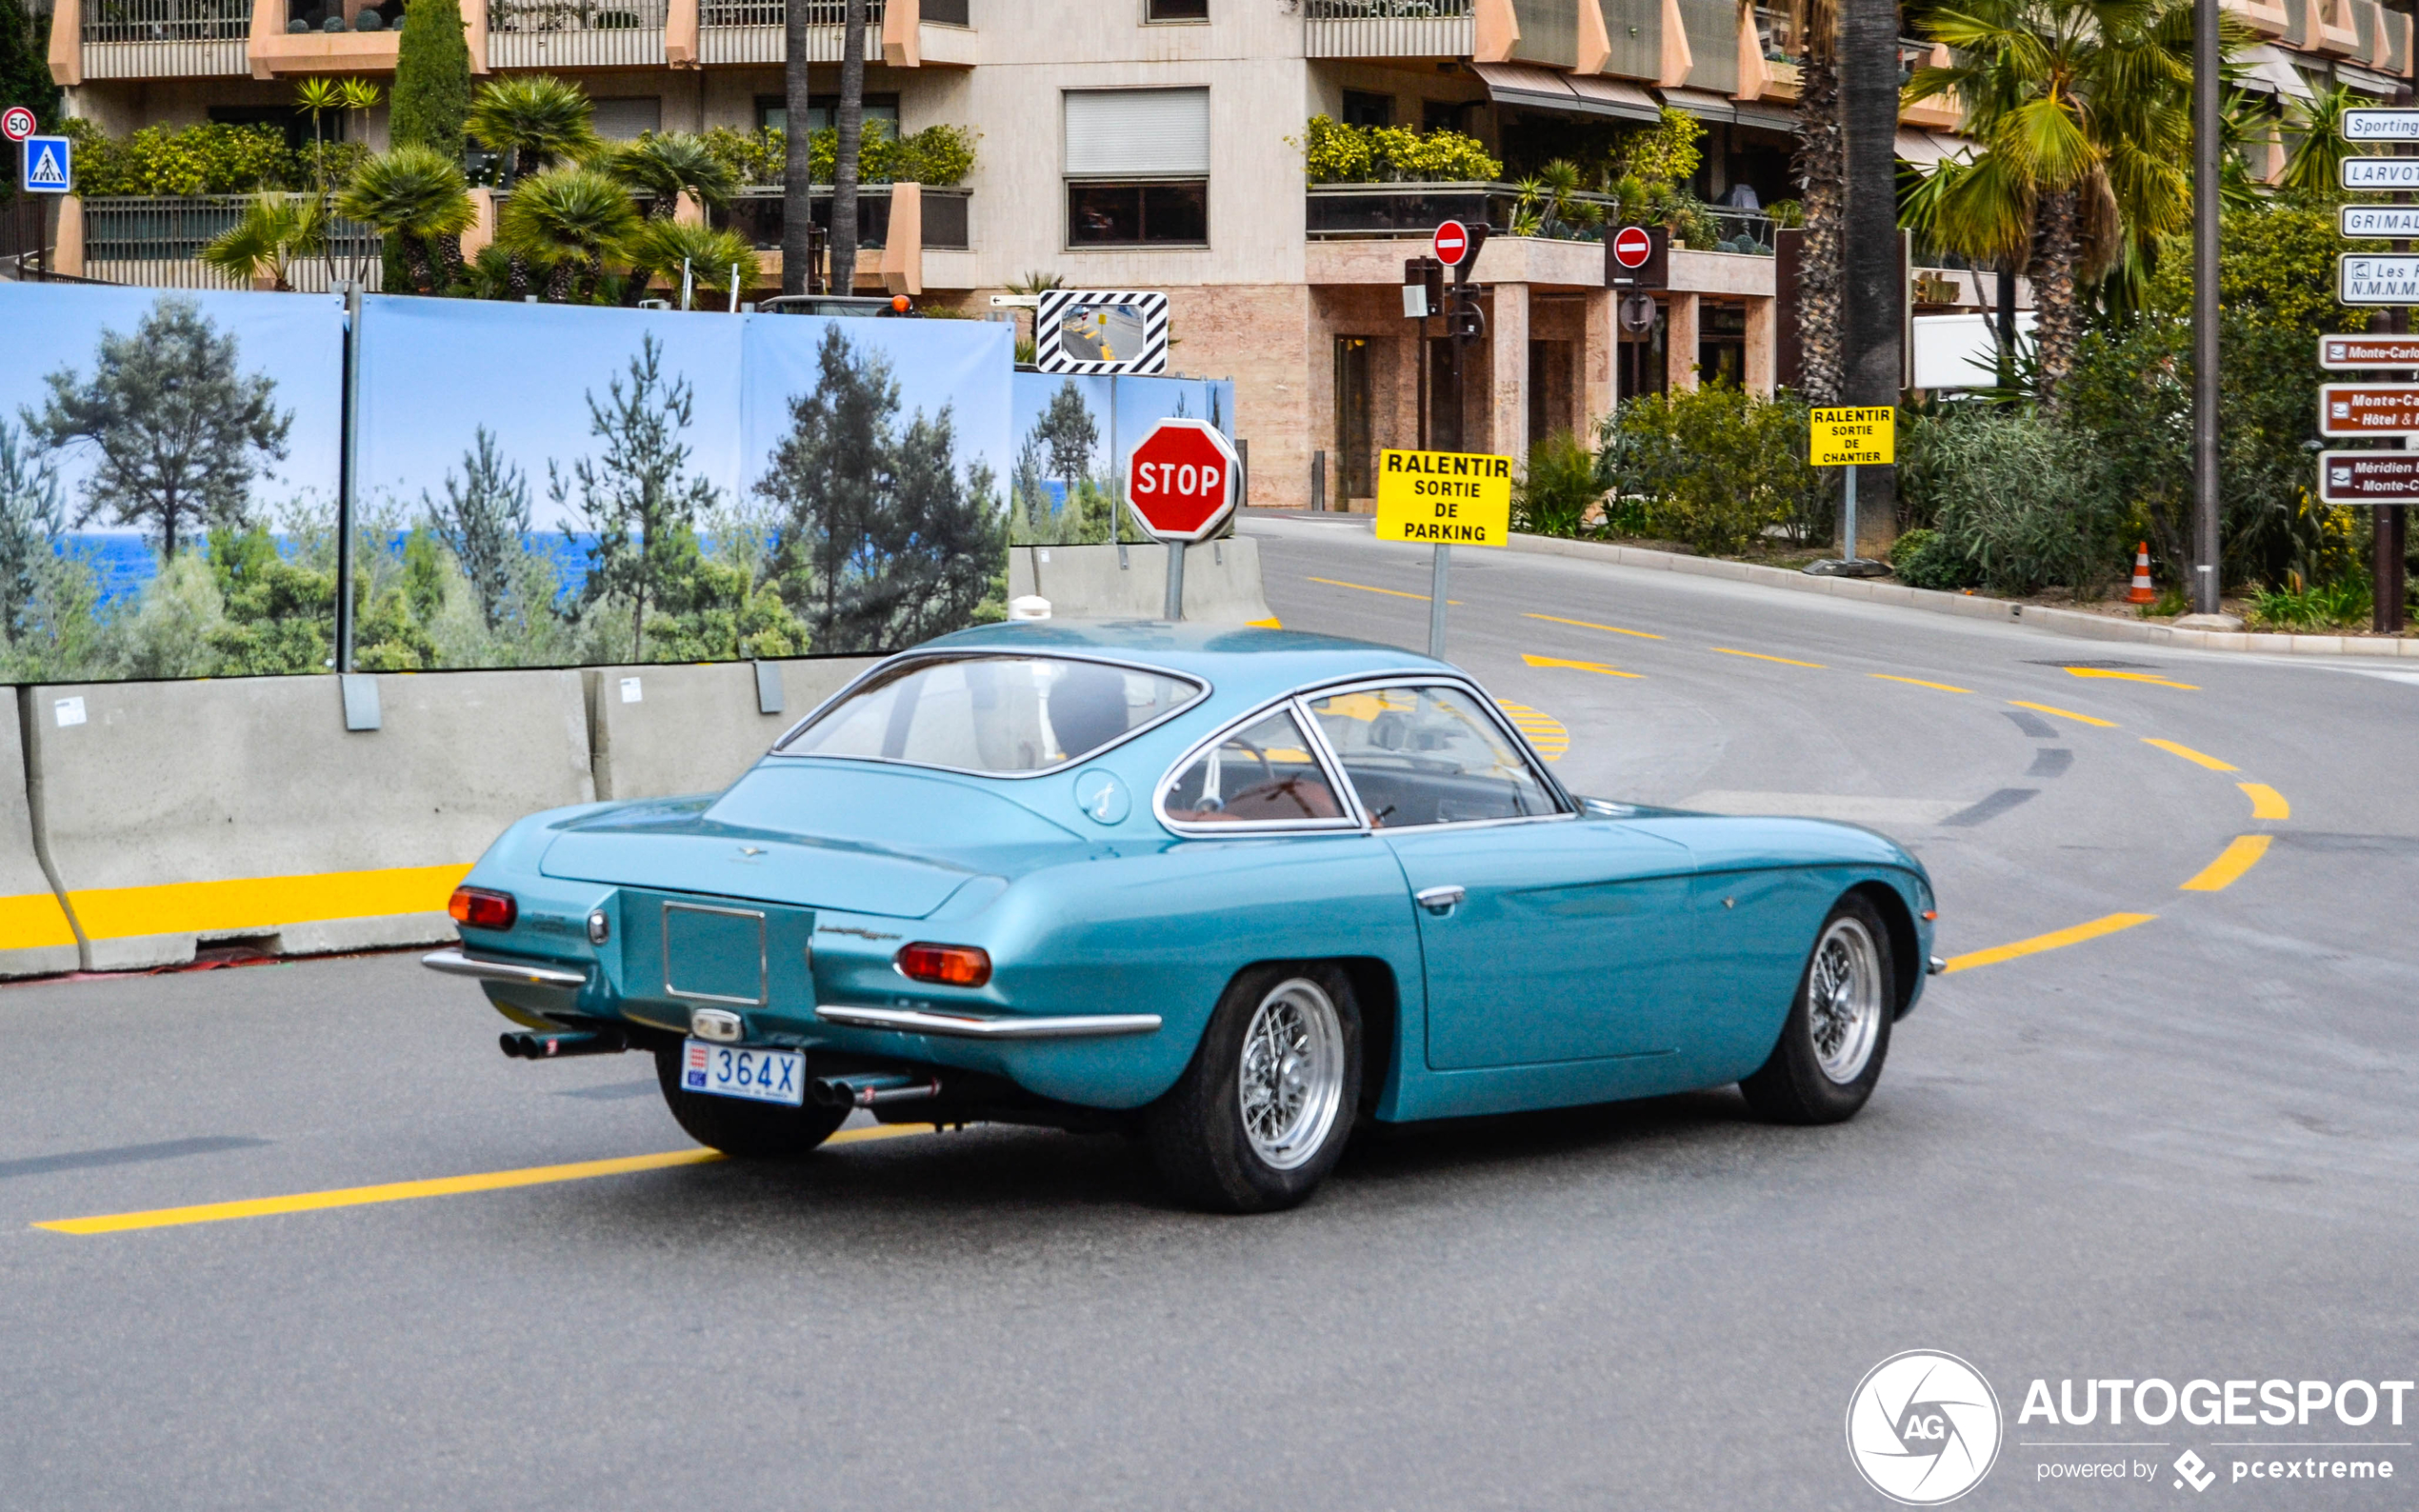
[1431, 228, 1487, 662]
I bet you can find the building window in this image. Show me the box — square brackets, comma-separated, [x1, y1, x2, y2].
[1065, 88, 1210, 248]
[1423, 99, 1470, 133]
[590, 97, 663, 142]
[757, 93, 902, 135]
[1341, 90, 1393, 128]
[1146, 0, 1208, 19]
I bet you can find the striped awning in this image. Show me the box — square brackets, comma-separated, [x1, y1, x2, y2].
[1472, 63, 1665, 122]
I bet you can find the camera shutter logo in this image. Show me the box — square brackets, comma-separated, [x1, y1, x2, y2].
[1846, 1351, 2003, 1504]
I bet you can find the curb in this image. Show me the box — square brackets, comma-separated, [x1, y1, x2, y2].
[1499, 533, 2419, 660]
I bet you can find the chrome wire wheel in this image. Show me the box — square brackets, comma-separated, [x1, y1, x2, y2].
[1236, 977, 1346, 1171]
[1807, 916, 1884, 1084]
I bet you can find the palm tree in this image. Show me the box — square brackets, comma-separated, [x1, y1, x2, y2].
[622, 219, 760, 308]
[468, 75, 600, 298]
[2279, 83, 2355, 197]
[498, 168, 639, 303]
[338, 146, 477, 293]
[829, 0, 870, 295]
[1905, 0, 2225, 406]
[1791, 0, 1846, 404]
[294, 75, 381, 287]
[199, 193, 326, 291]
[599, 131, 739, 221]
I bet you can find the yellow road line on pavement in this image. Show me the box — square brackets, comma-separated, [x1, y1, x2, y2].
[1525, 613, 1665, 640]
[2181, 835, 2271, 892]
[1522, 653, 1643, 679]
[2142, 738, 2236, 772]
[2238, 783, 2289, 821]
[1942, 913, 2157, 974]
[34, 1125, 929, 1237]
[1869, 674, 1974, 693]
[2009, 701, 2118, 728]
[1712, 647, 1827, 667]
[1306, 576, 1458, 605]
[1493, 700, 1570, 761]
[2067, 667, 2200, 690]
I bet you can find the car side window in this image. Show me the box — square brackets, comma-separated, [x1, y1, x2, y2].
[1162, 707, 1348, 826]
[1305, 685, 1560, 827]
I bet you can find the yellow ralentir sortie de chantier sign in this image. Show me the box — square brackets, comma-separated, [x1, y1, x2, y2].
[1373, 448, 1514, 546]
[1809, 406, 1896, 467]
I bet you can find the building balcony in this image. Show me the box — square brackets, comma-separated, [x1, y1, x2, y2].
[486, 0, 664, 70]
[2221, 0, 2290, 38]
[70, 0, 250, 78]
[1303, 0, 1475, 59]
[246, 0, 400, 75]
[712, 183, 970, 251]
[682, 0, 969, 68]
[70, 193, 385, 289]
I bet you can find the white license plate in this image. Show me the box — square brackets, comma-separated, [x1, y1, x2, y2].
[681, 1039, 805, 1106]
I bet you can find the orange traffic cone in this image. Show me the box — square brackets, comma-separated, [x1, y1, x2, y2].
[2127, 542, 2155, 605]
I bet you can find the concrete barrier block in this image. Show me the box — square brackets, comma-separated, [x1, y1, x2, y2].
[0, 690, 80, 979]
[587, 656, 880, 802]
[1023, 540, 1275, 625]
[27, 669, 594, 971]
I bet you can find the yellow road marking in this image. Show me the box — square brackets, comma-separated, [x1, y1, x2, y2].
[1712, 647, 1827, 667]
[1942, 912, 2157, 973]
[1869, 674, 1974, 693]
[1306, 576, 1458, 606]
[2237, 783, 2289, 821]
[2009, 701, 2118, 728]
[2141, 738, 2236, 772]
[2067, 667, 2200, 690]
[1522, 653, 1643, 680]
[34, 1125, 930, 1237]
[1247, 617, 1282, 628]
[2181, 834, 2271, 892]
[1524, 613, 1665, 640]
[65, 863, 474, 943]
[1493, 699, 1569, 762]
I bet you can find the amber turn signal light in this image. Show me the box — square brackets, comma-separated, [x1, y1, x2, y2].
[449, 886, 518, 930]
[895, 942, 990, 987]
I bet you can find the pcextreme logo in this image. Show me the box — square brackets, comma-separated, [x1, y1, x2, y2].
[1848, 1351, 2006, 1504]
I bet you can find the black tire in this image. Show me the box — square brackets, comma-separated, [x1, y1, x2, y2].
[1146, 963, 1363, 1214]
[1739, 892, 1895, 1125]
[652, 1044, 850, 1159]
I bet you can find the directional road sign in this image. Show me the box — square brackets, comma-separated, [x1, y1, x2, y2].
[2343, 157, 2419, 189]
[1433, 220, 1470, 268]
[2320, 334, 2419, 369]
[2339, 253, 2419, 305]
[2317, 449, 2419, 505]
[1, 107, 34, 145]
[2342, 205, 2419, 239]
[1124, 419, 1239, 543]
[2341, 109, 2419, 142]
[20, 134, 70, 193]
[2319, 383, 2419, 436]
[1374, 448, 1512, 546]
[1810, 406, 1896, 466]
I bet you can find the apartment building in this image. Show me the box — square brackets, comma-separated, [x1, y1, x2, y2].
[42, 0, 2417, 508]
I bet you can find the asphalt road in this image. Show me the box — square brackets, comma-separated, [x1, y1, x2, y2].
[4, 518, 2415, 1510]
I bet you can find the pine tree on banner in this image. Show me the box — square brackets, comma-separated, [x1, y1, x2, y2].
[425, 427, 532, 634]
[552, 335, 722, 662]
[30, 296, 292, 561]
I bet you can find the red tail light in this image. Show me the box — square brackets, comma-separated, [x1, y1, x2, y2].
[449, 886, 517, 930]
[895, 942, 990, 987]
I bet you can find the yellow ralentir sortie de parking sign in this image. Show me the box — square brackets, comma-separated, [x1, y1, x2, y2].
[1809, 406, 1896, 467]
[1374, 448, 1513, 546]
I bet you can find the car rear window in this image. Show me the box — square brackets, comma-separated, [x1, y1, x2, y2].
[776, 656, 1203, 775]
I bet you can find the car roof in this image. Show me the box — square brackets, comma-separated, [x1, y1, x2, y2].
[918, 620, 1453, 706]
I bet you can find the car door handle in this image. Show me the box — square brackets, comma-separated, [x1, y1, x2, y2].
[1415, 885, 1466, 917]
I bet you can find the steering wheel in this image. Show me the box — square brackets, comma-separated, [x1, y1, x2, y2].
[1226, 737, 1276, 786]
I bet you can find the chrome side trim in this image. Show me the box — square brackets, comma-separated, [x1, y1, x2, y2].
[814, 1004, 1162, 1040]
[422, 948, 589, 989]
[1927, 955, 1948, 976]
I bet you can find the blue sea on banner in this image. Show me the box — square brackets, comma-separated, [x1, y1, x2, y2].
[354, 296, 1013, 533]
[56, 530, 609, 607]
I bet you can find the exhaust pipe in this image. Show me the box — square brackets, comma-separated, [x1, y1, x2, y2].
[500, 1027, 628, 1060]
[810, 1071, 943, 1108]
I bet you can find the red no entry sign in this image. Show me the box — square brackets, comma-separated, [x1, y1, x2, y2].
[1127, 419, 1240, 543]
[1611, 226, 1652, 269]
[1433, 220, 1469, 267]
[1, 107, 35, 145]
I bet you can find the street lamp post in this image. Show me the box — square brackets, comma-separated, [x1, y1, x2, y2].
[2190, 0, 2221, 616]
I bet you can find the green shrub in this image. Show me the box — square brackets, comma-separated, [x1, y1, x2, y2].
[1910, 409, 2129, 596]
[390, 0, 472, 164]
[1596, 384, 1827, 556]
[2246, 574, 2369, 630]
[1298, 116, 1501, 184]
[1888, 527, 1979, 590]
[692, 121, 975, 188]
[1511, 431, 1602, 537]
[70, 122, 307, 196]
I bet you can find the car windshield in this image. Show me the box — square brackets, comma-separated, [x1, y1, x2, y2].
[777, 656, 1204, 775]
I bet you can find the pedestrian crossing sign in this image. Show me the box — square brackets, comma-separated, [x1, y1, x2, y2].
[22, 135, 70, 194]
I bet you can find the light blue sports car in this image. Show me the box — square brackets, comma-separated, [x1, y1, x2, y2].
[428, 623, 1939, 1212]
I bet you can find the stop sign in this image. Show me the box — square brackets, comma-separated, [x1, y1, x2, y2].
[1433, 219, 1469, 267]
[1611, 226, 1652, 269]
[1126, 419, 1240, 542]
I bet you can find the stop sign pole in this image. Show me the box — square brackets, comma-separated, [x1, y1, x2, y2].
[1125, 418, 1241, 619]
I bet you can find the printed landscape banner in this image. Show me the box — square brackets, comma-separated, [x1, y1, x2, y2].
[1009, 370, 1237, 546]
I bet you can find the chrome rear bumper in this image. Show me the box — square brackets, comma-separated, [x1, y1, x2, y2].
[815, 1004, 1160, 1040]
[422, 948, 589, 989]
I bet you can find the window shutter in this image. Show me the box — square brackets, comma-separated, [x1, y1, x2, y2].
[1064, 88, 1210, 177]
[590, 97, 664, 142]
